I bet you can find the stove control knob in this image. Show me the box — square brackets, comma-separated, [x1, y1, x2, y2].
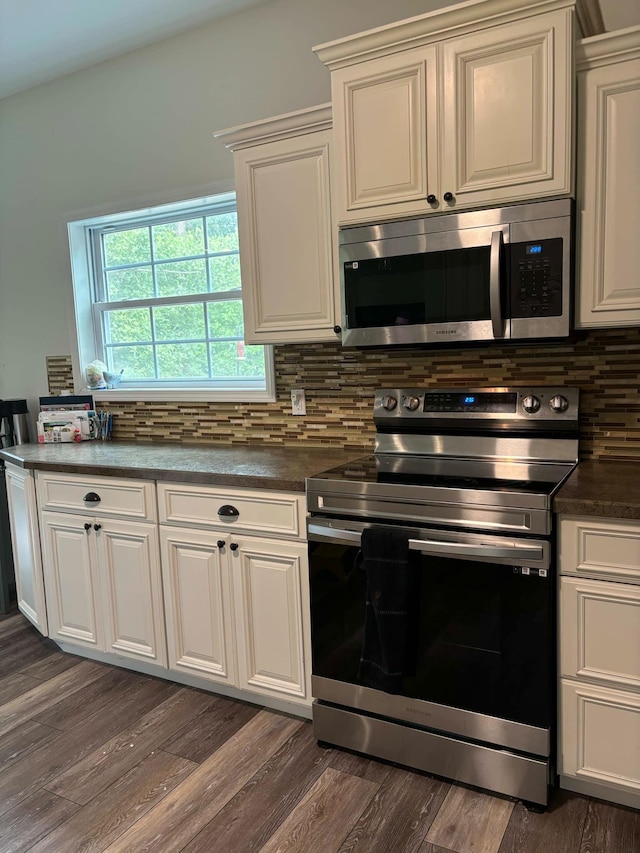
[522, 395, 541, 414]
[403, 395, 420, 411]
[549, 394, 569, 413]
[380, 395, 398, 411]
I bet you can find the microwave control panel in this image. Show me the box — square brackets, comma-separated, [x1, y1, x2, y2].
[509, 238, 563, 318]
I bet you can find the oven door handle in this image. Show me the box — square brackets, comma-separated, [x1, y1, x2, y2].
[409, 539, 543, 561]
[307, 524, 543, 561]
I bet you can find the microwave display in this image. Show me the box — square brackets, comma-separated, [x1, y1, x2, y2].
[510, 237, 563, 319]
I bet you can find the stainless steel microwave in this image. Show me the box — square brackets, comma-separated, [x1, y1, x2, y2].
[339, 199, 573, 348]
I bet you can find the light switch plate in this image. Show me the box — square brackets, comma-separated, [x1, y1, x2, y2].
[291, 389, 306, 416]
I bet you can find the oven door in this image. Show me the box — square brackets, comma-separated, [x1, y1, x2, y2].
[308, 517, 553, 756]
[340, 223, 510, 347]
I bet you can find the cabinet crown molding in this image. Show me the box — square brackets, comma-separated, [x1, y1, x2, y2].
[214, 104, 332, 151]
[313, 0, 603, 69]
[577, 25, 640, 69]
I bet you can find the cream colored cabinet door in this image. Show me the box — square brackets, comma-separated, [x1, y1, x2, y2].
[576, 30, 640, 328]
[217, 104, 339, 344]
[40, 511, 102, 649]
[440, 10, 572, 210]
[332, 44, 438, 224]
[560, 576, 640, 691]
[560, 679, 640, 806]
[230, 534, 310, 703]
[4, 465, 47, 635]
[96, 519, 166, 667]
[234, 129, 338, 343]
[160, 527, 235, 684]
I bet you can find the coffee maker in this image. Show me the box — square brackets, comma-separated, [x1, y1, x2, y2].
[0, 399, 30, 613]
[0, 399, 30, 449]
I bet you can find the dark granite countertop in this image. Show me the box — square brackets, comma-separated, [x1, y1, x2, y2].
[553, 460, 640, 520]
[0, 442, 367, 493]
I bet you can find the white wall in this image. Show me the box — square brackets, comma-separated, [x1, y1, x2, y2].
[0, 0, 451, 413]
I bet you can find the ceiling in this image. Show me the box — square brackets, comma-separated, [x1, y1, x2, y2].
[0, 0, 638, 100]
[0, 0, 272, 99]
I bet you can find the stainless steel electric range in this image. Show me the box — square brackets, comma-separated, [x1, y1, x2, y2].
[306, 386, 580, 809]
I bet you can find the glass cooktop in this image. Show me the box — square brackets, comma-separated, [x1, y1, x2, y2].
[309, 454, 574, 498]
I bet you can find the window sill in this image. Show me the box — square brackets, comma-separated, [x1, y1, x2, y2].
[89, 387, 276, 404]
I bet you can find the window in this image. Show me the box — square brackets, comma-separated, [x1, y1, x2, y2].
[67, 192, 274, 402]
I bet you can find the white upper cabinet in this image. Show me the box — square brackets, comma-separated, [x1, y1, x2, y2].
[440, 13, 572, 209]
[215, 105, 340, 344]
[314, 0, 591, 226]
[331, 45, 438, 214]
[575, 27, 640, 328]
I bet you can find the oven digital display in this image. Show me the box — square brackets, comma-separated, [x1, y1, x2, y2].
[424, 392, 518, 413]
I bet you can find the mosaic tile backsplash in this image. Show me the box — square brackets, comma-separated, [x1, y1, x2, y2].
[46, 329, 640, 459]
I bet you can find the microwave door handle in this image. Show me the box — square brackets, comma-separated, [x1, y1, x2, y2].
[490, 230, 505, 338]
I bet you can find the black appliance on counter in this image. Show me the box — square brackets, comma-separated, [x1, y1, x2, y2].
[0, 399, 30, 613]
[306, 386, 579, 809]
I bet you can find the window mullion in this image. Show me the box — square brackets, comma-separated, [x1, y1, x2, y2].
[204, 303, 213, 379]
[147, 224, 159, 299]
[98, 290, 242, 312]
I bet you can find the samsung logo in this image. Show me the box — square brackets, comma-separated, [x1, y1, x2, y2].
[435, 330, 459, 336]
[405, 706, 432, 718]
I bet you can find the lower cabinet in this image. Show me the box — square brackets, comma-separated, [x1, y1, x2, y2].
[560, 679, 640, 803]
[160, 525, 310, 705]
[6, 468, 311, 715]
[558, 515, 640, 809]
[4, 464, 48, 634]
[40, 511, 166, 666]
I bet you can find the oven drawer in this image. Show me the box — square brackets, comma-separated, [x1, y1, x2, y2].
[158, 482, 305, 539]
[559, 517, 640, 584]
[560, 576, 640, 691]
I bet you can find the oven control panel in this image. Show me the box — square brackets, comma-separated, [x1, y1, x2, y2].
[375, 387, 580, 422]
[423, 391, 517, 413]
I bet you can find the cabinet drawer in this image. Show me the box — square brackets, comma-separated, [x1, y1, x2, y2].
[37, 472, 156, 522]
[559, 517, 640, 583]
[559, 678, 640, 799]
[560, 576, 640, 692]
[157, 482, 305, 539]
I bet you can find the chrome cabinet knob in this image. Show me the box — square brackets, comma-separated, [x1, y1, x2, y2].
[380, 395, 397, 411]
[403, 395, 420, 411]
[522, 395, 541, 414]
[549, 394, 569, 413]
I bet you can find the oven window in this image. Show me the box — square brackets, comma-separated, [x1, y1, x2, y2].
[343, 247, 491, 329]
[309, 541, 552, 729]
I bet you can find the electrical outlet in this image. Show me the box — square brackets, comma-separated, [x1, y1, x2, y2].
[291, 389, 306, 416]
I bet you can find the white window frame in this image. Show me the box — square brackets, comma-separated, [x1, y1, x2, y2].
[67, 191, 275, 403]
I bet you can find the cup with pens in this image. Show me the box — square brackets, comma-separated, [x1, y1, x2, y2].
[91, 410, 113, 440]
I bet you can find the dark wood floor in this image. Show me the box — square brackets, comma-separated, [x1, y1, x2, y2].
[0, 611, 638, 853]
